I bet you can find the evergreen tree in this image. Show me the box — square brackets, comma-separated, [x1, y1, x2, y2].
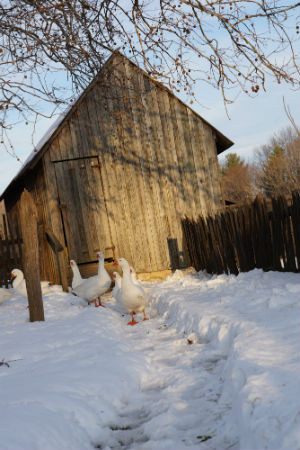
[255, 127, 300, 197]
[220, 153, 255, 203]
[221, 153, 244, 176]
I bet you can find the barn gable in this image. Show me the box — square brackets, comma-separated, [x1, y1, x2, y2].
[1, 52, 233, 282]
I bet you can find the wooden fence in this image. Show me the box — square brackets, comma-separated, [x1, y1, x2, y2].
[0, 214, 22, 287]
[182, 191, 300, 275]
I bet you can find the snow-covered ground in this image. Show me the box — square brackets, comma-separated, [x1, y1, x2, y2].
[0, 269, 299, 450]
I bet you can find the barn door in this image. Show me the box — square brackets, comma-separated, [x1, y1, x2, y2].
[53, 156, 113, 263]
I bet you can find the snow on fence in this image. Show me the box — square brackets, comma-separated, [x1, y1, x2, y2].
[182, 191, 300, 275]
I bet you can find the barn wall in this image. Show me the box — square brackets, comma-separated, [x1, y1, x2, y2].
[41, 53, 223, 274]
[3, 162, 64, 284]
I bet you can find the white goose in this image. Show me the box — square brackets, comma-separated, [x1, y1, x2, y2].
[70, 259, 84, 289]
[11, 268, 51, 298]
[0, 288, 14, 305]
[112, 271, 122, 303]
[72, 251, 111, 307]
[129, 265, 143, 287]
[113, 258, 148, 325]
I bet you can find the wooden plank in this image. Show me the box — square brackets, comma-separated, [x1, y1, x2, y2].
[138, 75, 177, 269]
[75, 158, 103, 258]
[42, 147, 66, 243]
[223, 210, 239, 274]
[150, 87, 186, 268]
[205, 126, 223, 213]
[75, 100, 97, 158]
[19, 189, 44, 322]
[187, 109, 209, 217]
[253, 195, 267, 269]
[45, 229, 68, 291]
[32, 166, 49, 282]
[134, 69, 179, 268]
[102, 62, 137, 267]
[291, 191, 300, 269]
[279, 195, 296, 272]
[42, 150, 67, 284]
[56, 127, 92, 261]
[49, 134, 62, 161]
[214, 214, 228, 274]
[197, 216, 214, 273]
[46, 229, 64, 252]
[116, 72, 150, 270]
[112, 63, 160, 269]
[110, 58, 155, 268]
[91, 82, 126, 260]
[80, 96, 115, 258]
[182, 217, 200, 271]
[56, 122, 73, 160]
[235, 207, 249, 272]
[68, 112, 84, 159]
[122, 59, 159, 270]
[263, 195, 274, 270]
[167, 95, 194, 213]
[63, 119, 100, 259]
[57, 250, 69, 292]
[54, 158, 102, 263]
[54, 160, 82, 261]
[242, 202, 255, 271]
[2, 215, 12, 280]
[173, 101, 204, 218]
[0, 216, 10, 287]
[206, 216, 223, 274]
[271, 196, 285, 271]
[176, 101, 199, 217]
[193, 121, 214, 216]
[153, 85, 198, 267]
[220, 211, 239, 275]
[195, 121, 218, 216]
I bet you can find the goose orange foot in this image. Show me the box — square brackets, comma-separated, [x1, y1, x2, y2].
[128, 320, 138, 326]
[128, 312, 138, 325]
[97, 297, 106, 308]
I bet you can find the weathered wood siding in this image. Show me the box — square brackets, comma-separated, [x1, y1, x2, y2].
[41, 53, 223, 274]
[4, 162, 63, 284]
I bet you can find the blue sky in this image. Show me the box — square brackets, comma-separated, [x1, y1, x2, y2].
[1, 1, 299, 195]
[0, 65, 299, 195]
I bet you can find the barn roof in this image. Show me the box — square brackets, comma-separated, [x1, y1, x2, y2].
[1, 51, 233, 200]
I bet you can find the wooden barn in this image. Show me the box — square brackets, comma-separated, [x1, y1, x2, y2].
[0, 51, 233, 284]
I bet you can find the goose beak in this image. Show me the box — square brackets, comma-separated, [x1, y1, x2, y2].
[10, 274, 15, 280]
[112, 260, 118, 266]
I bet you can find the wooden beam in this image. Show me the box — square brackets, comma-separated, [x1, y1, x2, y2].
[19, 189, 45, 322]
[46, 228, 68, 292]
[46, 229, 64, 252]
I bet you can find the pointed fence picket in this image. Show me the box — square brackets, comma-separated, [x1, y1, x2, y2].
[182, 192, 300, 275]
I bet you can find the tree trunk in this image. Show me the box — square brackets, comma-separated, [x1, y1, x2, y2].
[19, 189, 45, 322]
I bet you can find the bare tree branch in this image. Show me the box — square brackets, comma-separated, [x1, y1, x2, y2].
[0, 0, 299, 155]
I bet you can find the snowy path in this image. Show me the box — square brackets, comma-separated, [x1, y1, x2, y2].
[0, 269, 299, 450]
[100, 314, 235, 450]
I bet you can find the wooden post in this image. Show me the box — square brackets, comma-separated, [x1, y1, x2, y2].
[57, 251, 69, 292]
[19, 189, 45, 322]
